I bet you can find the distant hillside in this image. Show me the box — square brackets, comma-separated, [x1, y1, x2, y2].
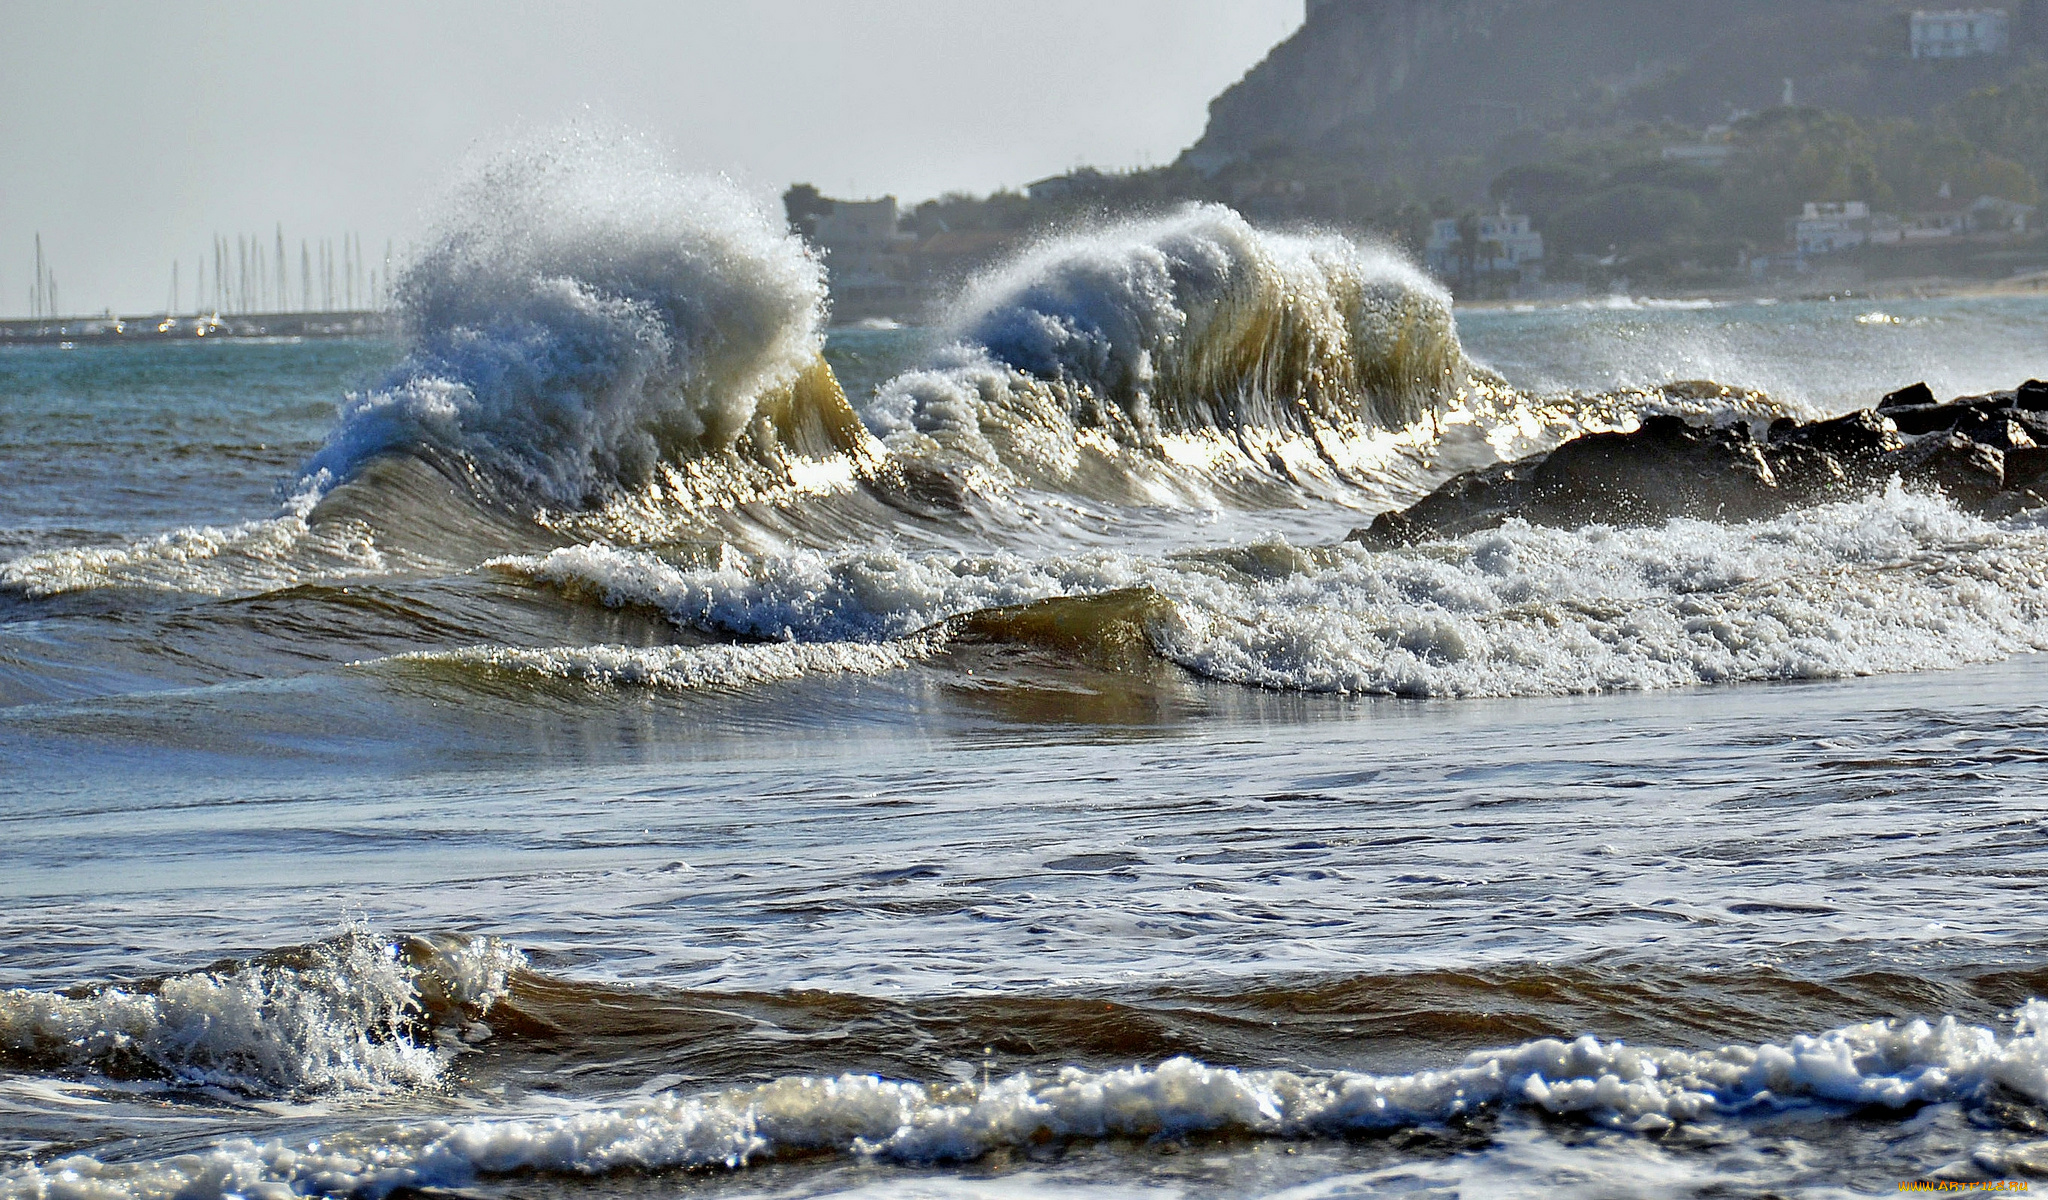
[1187, 0, 2048, 175]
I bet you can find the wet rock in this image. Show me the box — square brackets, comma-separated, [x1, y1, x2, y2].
[1351, 417, 1785, 544]
[1764, 409, 1901, 487]
[1354, 458, 1541, 545]
[1350, 380, 2048, 545]
[1881, 402, 1980, 436]
[1888, 432, 2004, 508]
[1758, 440, 1851, 501]
[1961, 415, 2036, 450]
[872, 460, 977, 516]
[1879, 381, 1935, 409]
[1522, 416, 1781, 526]
[2005, 445, 2048, 492]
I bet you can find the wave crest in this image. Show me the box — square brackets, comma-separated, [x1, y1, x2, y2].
[0, 930, 519, 1097]
[299, 127, 851, 509]
[864, 205, 1471, 497]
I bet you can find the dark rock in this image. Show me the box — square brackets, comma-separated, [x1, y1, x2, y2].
[872, 460, 976, 515]
[1355, 382, 2048, 545]
[1523, 416, 1783, 526]
[1878, 402, 1964, 436]
[1887, 433, 2004, 508]
[1757, 409, 1901, 497]
[1351, 509, 1423, 548]
[1879, 399, 2038, 444]
[1959, 414, 2037, 450]
[2020, 380, 2048, 411]
[1764, 408, 1901, 464]
[1348, 458, 1540, 545]
[1759, 440, 1850, 501]
[1880, 382, 1935, 409]
[2015, 412, 2048, 444]
[1985, 487, 2048, 519]
[2004, 445, 2048, 492]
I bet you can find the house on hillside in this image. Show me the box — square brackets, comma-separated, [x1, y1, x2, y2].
[1896, 194, 2035, 239]
[1425, 210, 1544, 281]
[1904, 204, 1971, 240]
[1025, 170, 1109, 203]
[1972, 194, 2036, 233]
[804, 196, 924, 323]
[1790, 192, 2031, 259]
[1660, 142, 1734, 168]
[1909, 9, 2009, 58]
[812, 198, 911, 254]
[1792, 202, 1899, 253]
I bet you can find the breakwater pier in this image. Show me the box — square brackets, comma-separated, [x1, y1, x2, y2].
[0, 310, 396, 345]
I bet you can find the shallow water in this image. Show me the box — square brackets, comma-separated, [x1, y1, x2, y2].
[8, 148, 2048, 1196]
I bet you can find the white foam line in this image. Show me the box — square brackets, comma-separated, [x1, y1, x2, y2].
[383, 637, 940, 690]
[11, 1002, 2048, 1199]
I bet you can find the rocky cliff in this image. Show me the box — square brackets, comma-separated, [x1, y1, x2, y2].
[1186, 0, 2045, 174]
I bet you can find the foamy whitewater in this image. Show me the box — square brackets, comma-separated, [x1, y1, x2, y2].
[8, 127, 2048, 1196]
[13, 1002, 2048, 1199]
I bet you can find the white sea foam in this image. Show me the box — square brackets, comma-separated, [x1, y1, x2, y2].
[0, 932, 519, 1098]
[0, 493, 391, 600]
[388, 638, 938, 690]
[298, 125, 831, 507]
[486, 541, 1139, 644]
[1567, 295, 1724, 312]
[1160, 485, 2048, 696]
[491, 486, 2048, 697]
[10, 1003, 2047, 1199]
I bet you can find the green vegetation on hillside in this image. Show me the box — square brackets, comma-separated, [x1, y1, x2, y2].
[852, 76, 2048, 294]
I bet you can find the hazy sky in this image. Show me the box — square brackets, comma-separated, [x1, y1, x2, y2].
[2, 1, 1303, 317]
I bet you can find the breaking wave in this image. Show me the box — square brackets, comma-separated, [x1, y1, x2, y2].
[297, 126, 870, 512]
[480, 486, 2048, 697]
[11, 1001, 2048, 1198]
[0, 138, 1731, 603]
[864, 205, 1478, 502]
[0, 931, 519, 1097]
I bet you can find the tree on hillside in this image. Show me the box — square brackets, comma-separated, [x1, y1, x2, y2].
[1721, 108, 1886, 239]
[1549, 185, 1710, 256]
[783, 184, 833, 240]
[1488, 161, 1603, 231]
[1953, 66, 2048, 188]
[1871, 122, 2039, 208]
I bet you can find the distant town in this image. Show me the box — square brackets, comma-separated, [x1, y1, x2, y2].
[789, 2, 2048, 318]
[17, 0, 2048, 335]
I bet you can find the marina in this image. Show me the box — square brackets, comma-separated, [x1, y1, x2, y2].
[0, 310, 394, 344]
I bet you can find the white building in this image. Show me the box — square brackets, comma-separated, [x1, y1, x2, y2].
[1425, 210, 1544, 277]
[807, 196, 921, 322]
[1661, 142, 1735, 167]
[1910, 9, 2009, 58]
[1792, 201, 1880, 254]
[811, 198, 908, 252]
[1971, 194, 2036, 233]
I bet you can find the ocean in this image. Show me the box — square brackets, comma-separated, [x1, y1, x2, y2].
[7, 131, 2048, 1197]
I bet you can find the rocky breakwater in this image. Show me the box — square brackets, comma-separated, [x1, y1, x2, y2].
[1354, 380, 2048, 546]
